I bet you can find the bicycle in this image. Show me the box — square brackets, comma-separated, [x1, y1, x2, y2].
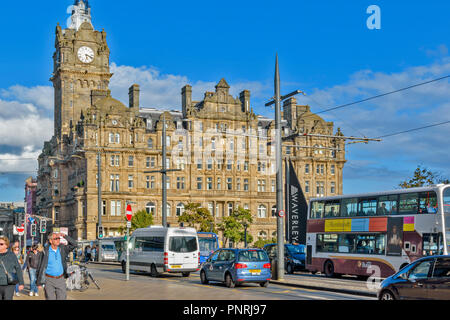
[67, 261, 101, 292]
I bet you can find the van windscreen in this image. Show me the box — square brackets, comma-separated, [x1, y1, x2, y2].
[169, 236, 198, 253]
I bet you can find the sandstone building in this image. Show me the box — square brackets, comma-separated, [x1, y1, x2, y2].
[37, 0, 346, 242]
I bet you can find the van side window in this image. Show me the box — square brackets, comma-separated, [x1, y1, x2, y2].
[135, 237, 164, 252]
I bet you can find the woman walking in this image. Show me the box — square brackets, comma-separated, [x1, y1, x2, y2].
[12, 246, 23, 297]
[0, 236, 24, 300]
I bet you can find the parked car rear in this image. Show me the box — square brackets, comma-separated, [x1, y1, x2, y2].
[200, 248, 271, 288]
[263, 243, 306, 274]
[378, 255, 450, 300]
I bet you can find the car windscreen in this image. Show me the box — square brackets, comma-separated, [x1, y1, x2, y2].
[199, 238, 217, 252]
[286, 244, 304, 254]
[102, 245, 115, 251]
[238, 250, 268, 262]
[169, 236, 198, 253]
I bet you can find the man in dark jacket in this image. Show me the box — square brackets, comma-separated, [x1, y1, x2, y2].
[36, 232, 78, 300]
[25, 245, 41, 296]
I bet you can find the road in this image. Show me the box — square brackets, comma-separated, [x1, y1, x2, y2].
[62, 264, 375, 300]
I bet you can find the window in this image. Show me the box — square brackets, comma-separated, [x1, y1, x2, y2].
[115, 133, 120, 143]
[227, 203, 233, 216]
[128, 175, 134, 188]
[271, 180, 275, 192]
[316, 164, 324, 175]
[146, 157, 150, 168]
[330, 182, 336, 194]
[316, 181, 324, 197]
[208, 203, 214, 216]
[341, 198, 358, 217]
[111, 200, 121, 216]
[151, 157, 156, 168]
[110, 156, 115, 166]
[135, 236, 164, 252]
[176, 203, 185, 216]
[399, 193, 419, 215]
[109, 133, 114, 143]
[271, 205, 277, 217]
[316, 233, 385, 255]
[146, 202, 156, 215]
[211, 138, 216, 151]
[324, 200, 340, 217]
[377, 195, 398, 215]
[311, 201, 324, 219]
[331, 165, 336, 175]
[305, 164, 310, 174]
[128, 156, 134, 167]
[102, 201, 106, 216]
[178, 139, 183, 150]
[244, 161, 249, 171]
[177, 177, 185, 190]
[431, 258, 450, 278]
[148, 138, 154, 149]
[197, 177, 202, 190]
[217, 178, 221, 190]
[227, 178, 232, 190]
[169, 236, 198, 253]
[166, 177, 170, 190]
[409, 260, 433, 280]
[207, 177, 213, 190]
[258, 231, 267, 240]
[236, 178, 241, 191]
[258, 205, 267, 218]
[244, 179, 249, 191]
[110, 175, 120, 192]
[146, 176, 150, 189]
[358, 197, 377, 216]
[236, 161, 241, 171]
[418, 192, 438, 214]
[227, 160, 232, 170]
[305, 181, 310, 193]
[151, 176, 155, 189]
[207, 159, 212, 170]
[165, 203, 171, 217]
[115, 155, 120, 166]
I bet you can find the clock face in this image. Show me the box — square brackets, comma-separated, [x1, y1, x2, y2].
[77, 46, 95, 64]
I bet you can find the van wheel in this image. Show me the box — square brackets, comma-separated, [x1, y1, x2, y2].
[225, 273, 235, 288]
[200, 271, 209, 284]
[324, 260, 335, 278]
[182, 272, 190, 277]
[121, 261, 126, 274]
[150, 264, 158, 277]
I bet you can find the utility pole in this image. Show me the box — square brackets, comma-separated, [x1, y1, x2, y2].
[97, 145, 103, 262]
[144, 114, 181, 227]
[266, 55, 304, 281]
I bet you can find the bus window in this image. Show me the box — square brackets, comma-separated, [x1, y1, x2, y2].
[418, 192, 438, 214]
[355, 234, 385, 254]
[316, 234, 338, 252]
[338, 234, 356, 253]
[311, 201, 324, 219]
[444, 187, 450, 252]
[358, 197, 377, 216]
[377, 195, 398, 215]
[341, 198, 358, 217]
[324, 201, 340, 218]
[399, 193, 419, 215]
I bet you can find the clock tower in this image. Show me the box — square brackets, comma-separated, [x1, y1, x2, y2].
[51, 0, 112, 139]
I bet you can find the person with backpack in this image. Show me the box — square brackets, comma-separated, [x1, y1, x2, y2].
[0, 236, 24, 300]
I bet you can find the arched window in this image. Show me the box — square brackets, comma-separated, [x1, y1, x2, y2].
[148, 138, 153, 149]
[271, 205, 277, 217]
[258, 231, 267, 240]
[258, 205, 267, 218]
[146, 202, 156, 215]
[176, 203, 185, 216]
[227, 203, 233, 216]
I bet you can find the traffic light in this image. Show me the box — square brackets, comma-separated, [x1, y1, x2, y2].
[40, 219, 47, 234]
[98, 226, 104, 239]
[31, 223, 37, 237]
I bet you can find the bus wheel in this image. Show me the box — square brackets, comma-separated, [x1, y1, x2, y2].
[324, 260, 335, 278]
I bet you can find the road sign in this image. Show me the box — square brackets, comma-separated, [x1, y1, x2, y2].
[126, 221, 131, 229]
[278, 210, 285, 218]
[17, 224, 25, 233]
[126, 204, 133, 222]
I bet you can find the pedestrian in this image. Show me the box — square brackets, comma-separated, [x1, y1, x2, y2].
[0, 236, 25, 300]
[85, 245, 91, 262]
[91, 245, 96, 262]
[36, 232, 78, 300]
[12, 246, 23, 296]
[25, 244, 41, 297]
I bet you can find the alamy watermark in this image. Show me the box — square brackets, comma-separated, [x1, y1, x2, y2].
[366, 5, 381, 30]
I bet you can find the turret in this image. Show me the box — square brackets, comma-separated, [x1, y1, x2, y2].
[69, 0, 93, 31]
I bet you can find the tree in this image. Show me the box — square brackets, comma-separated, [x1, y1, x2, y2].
[118, 209, 153, 234]
[178, 203, 216, 232]
[399, 165, 449, 189]
[218, 206, 253, 248]
[253, 237, 277, 249]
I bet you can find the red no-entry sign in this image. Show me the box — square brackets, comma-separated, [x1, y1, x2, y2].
[278, 210, 285, 218]
[126, 204, 133, 222]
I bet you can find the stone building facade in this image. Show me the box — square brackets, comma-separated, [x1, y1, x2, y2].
[37, 1, 346, 242]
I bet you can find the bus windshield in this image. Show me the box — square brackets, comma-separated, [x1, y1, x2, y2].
[199, 238, 217, 252]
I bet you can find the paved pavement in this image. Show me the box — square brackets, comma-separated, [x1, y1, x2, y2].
[14, 262, 378, 300]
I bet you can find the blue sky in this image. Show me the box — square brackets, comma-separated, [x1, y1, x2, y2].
[0, 0, 449, 201]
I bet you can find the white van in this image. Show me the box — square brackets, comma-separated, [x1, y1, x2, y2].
[120, 226, 200, 277]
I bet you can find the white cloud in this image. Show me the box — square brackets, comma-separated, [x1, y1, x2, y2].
[0, 85, 53, 111]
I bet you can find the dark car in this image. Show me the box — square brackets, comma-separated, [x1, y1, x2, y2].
[263, 243, 306, 274]
[200, 248, 271, 288]
[378, 255, 450, 300]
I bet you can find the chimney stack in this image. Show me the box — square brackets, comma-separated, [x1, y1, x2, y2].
[128, 84, 140, 109]
[182, 85, 192, 118]
[239, 90, 250, 113]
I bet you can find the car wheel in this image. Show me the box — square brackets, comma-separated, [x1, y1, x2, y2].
[286, 263, 294, 274]
[182, 272, 190, 277]
[260, 281, 269, 288]
[200, 270, 209, 284]
[324, 260, 335, 278]
[150, 264, 158, 277]
[379, 290, 396, 300]
[225, 273, 235, 288]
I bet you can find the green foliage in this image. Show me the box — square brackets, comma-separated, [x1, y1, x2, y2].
[399, 165, 449, 189]
[253, 237, 277, 249]
[119, 209, 154, 234]
[178, 203, 216, 232]
[218, 206, 253, 248]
